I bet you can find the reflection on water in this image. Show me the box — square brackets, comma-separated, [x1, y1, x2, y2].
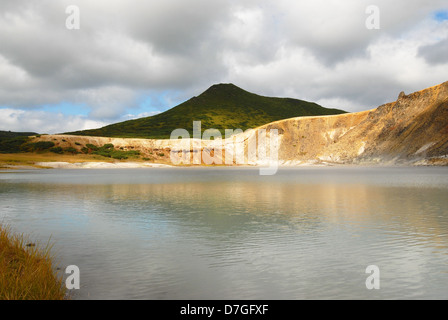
[0, 167, 447, 299]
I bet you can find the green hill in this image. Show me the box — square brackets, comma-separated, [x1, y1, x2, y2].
[66, 83, 347, 139]
[0, 131, 38, 138]
[0, 131, 38, 153]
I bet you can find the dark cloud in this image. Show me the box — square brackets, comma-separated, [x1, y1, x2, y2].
[419, 38, 448, 65]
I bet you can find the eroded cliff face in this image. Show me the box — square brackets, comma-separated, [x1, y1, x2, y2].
[253, 80, 448, 165]
[33, 81, 448, 166]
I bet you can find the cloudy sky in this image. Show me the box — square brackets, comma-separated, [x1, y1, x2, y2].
[0, 0, 447, 133]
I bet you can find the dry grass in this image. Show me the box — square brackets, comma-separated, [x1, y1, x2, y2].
[0, 152, 113, 168]
[0, 225, 67, 300]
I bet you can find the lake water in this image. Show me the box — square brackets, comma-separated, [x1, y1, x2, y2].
[0, 167, 447, 300]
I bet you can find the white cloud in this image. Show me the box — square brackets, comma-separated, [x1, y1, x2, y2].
[0, 0, 447, 132]
[0, 108, 108, 134]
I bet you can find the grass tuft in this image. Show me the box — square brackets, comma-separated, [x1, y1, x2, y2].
[0, 225, 67, 300]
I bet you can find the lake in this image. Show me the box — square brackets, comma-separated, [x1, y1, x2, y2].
[0, 167, 447, 300]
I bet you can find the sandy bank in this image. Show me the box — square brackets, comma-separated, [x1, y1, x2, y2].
[34, 161, 174, 169]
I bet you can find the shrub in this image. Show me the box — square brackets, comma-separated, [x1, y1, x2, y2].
[86, 144, 99, 151]
[111, 153, 128, 160]
[125, 150, 140, 156]
[21, 141, 56, 152]
[64, 147, 78, 154]
[50, 147, 63, 154]
[74, 142, 81, 146]
[32, 141, 55, 151]
[85, 143, 141, 160]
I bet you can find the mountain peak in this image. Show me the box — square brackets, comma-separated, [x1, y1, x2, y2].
[209, 83, 239, 89]
[201, 83, 248, 96]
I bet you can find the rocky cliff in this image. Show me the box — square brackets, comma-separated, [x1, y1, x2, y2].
[259, 81, 448, 165]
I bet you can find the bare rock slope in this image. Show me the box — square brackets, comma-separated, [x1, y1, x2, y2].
[257, 81, 448, 165]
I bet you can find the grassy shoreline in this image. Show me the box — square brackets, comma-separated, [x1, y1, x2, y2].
[0, 225, 67, 300]
[0, 152, 120, 169]
[0, 152, 175, 169]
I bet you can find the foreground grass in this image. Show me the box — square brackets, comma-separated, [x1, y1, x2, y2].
[0, 225, 67, 300]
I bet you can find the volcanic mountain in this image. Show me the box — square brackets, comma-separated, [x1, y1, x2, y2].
[66, 83, 346, 139]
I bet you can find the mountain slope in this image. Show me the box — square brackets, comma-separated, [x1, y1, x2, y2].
[253, 81, 448, 165]
[66, 83, 346, 139]
[0, 131, 38, 154]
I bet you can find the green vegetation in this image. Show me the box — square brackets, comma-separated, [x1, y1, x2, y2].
[81, 143, 141, 160]
[29, 141, 56, 151]
[49, 147, 63, 154]
[0, 139, 58, 154]
[0, 131, 38, 138]
[0, 225, 67, 300]
[0, 135, 139, 160]
[0, 136, 31, 153]
[0, 131, 39, 154]
[66, 83, 346, 139]
[85, 144, 99, 151]
[64, 147, 79, 154]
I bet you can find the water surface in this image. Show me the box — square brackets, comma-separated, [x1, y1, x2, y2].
[0, 167, 447, 299]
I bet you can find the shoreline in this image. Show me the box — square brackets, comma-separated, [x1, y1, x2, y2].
[1, 159, 447, 170]
[1, 151, 447, 170]
[34, 161, 175, 169]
